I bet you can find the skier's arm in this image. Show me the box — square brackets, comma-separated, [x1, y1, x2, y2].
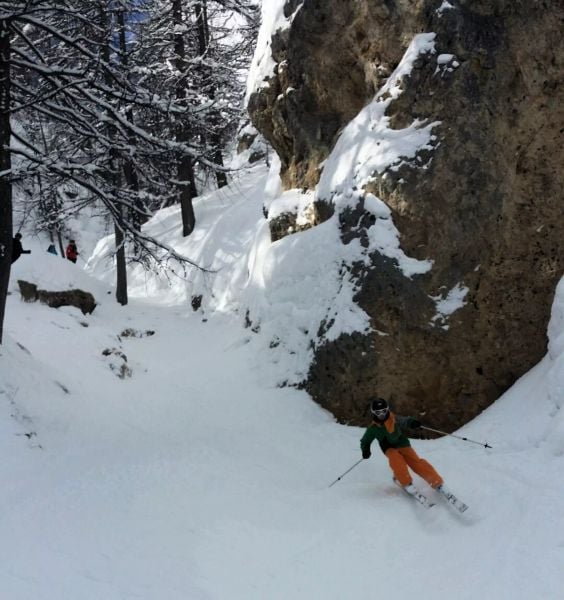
[396, 415, 422, 429]
[360, 429, 375, 458]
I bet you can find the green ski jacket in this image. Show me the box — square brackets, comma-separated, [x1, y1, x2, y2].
[360, 413, 418, 456]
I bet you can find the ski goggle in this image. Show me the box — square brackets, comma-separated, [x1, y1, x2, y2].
[372, 408, 389, 417]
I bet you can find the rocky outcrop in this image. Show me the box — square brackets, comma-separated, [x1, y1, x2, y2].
[18, 280, 96, 315]
[248, 0, 564, 429]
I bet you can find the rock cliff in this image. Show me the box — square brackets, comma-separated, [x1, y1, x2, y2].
[247, 0, 564, 429]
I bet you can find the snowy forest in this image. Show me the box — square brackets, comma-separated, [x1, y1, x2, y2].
[1, 1, 564, 599]
[0, 0, 258, 330]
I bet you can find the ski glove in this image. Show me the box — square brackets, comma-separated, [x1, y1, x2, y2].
[362, 448, 371, 459]
[409, 418, 422, 429]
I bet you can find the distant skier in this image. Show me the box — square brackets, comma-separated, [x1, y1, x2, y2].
[47, 243, 57, 255]
[65, 239, 79, 263]
[11, 233, 31, 263]
[360, 398, 444, 493]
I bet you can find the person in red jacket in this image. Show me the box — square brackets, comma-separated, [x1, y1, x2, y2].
[65, 239, 79, 263]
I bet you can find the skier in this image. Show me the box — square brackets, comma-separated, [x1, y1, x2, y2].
[11, 233, 31, 263]
[65, 239, 79, 263]
[360, 397, 444, 495]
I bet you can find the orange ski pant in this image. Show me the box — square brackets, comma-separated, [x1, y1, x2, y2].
[385, 446, 443, 488]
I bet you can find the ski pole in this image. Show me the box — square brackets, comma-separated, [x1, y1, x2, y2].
[421, 425, 492, 449]
[328, 458, 364, 487]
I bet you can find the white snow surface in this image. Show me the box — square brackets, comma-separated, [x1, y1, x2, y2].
[431, 282, 469, 326]
[2, 161, 564, 599]
[315, 33, 439, 278]
[2, 23, 563, 599]
[316, 33, 438, 201]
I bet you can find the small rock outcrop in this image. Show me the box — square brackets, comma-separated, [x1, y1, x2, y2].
[247, 0, 564, 429]
[102, 347, 132, 379]
[18, 280, 96, 315]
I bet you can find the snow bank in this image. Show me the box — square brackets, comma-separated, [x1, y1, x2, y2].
[3, 208, 564, 600]
[86, 32, 444, 385]
[459, 276, 564, 456]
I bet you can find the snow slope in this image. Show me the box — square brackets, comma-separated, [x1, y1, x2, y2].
[1, 163, 564, 599]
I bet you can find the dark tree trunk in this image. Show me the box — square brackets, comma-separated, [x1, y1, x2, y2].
[195, 1, 227, 189]
[110, 147, 128, 306]
[37, 123, 65, 258]
[173, 0, 196, 237]
[114, 218, 128, 306]
[56, 229, 65, 258]
[101, 2, 128, 304]
[117, 8, 143, 254]
[0, 20, 12, 344]
[213, 145, 228, 189]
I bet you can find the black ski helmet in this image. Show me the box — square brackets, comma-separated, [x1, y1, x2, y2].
[370, 397, 389, 419]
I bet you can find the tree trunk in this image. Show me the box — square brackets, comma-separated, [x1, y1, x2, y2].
[195, 1, 227, 189]
[38, 119, 65, 258]
[101, 2, 128, 304]
[173, 0, 196, 237]
[56, 229, 65, 258]
[0, 20, 12, 344]
[117, 7, 143, 254]
[212, 143, 228, 189]
[114, 218, 128, 306]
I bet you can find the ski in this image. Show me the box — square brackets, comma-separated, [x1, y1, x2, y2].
[436, 484, 468, 513]
[394, 479, 435, 508]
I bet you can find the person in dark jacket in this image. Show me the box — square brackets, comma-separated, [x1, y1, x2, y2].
[65, 240, 79, 263]
[360, 397, 444, 491]
[12, 233, 31, 263]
